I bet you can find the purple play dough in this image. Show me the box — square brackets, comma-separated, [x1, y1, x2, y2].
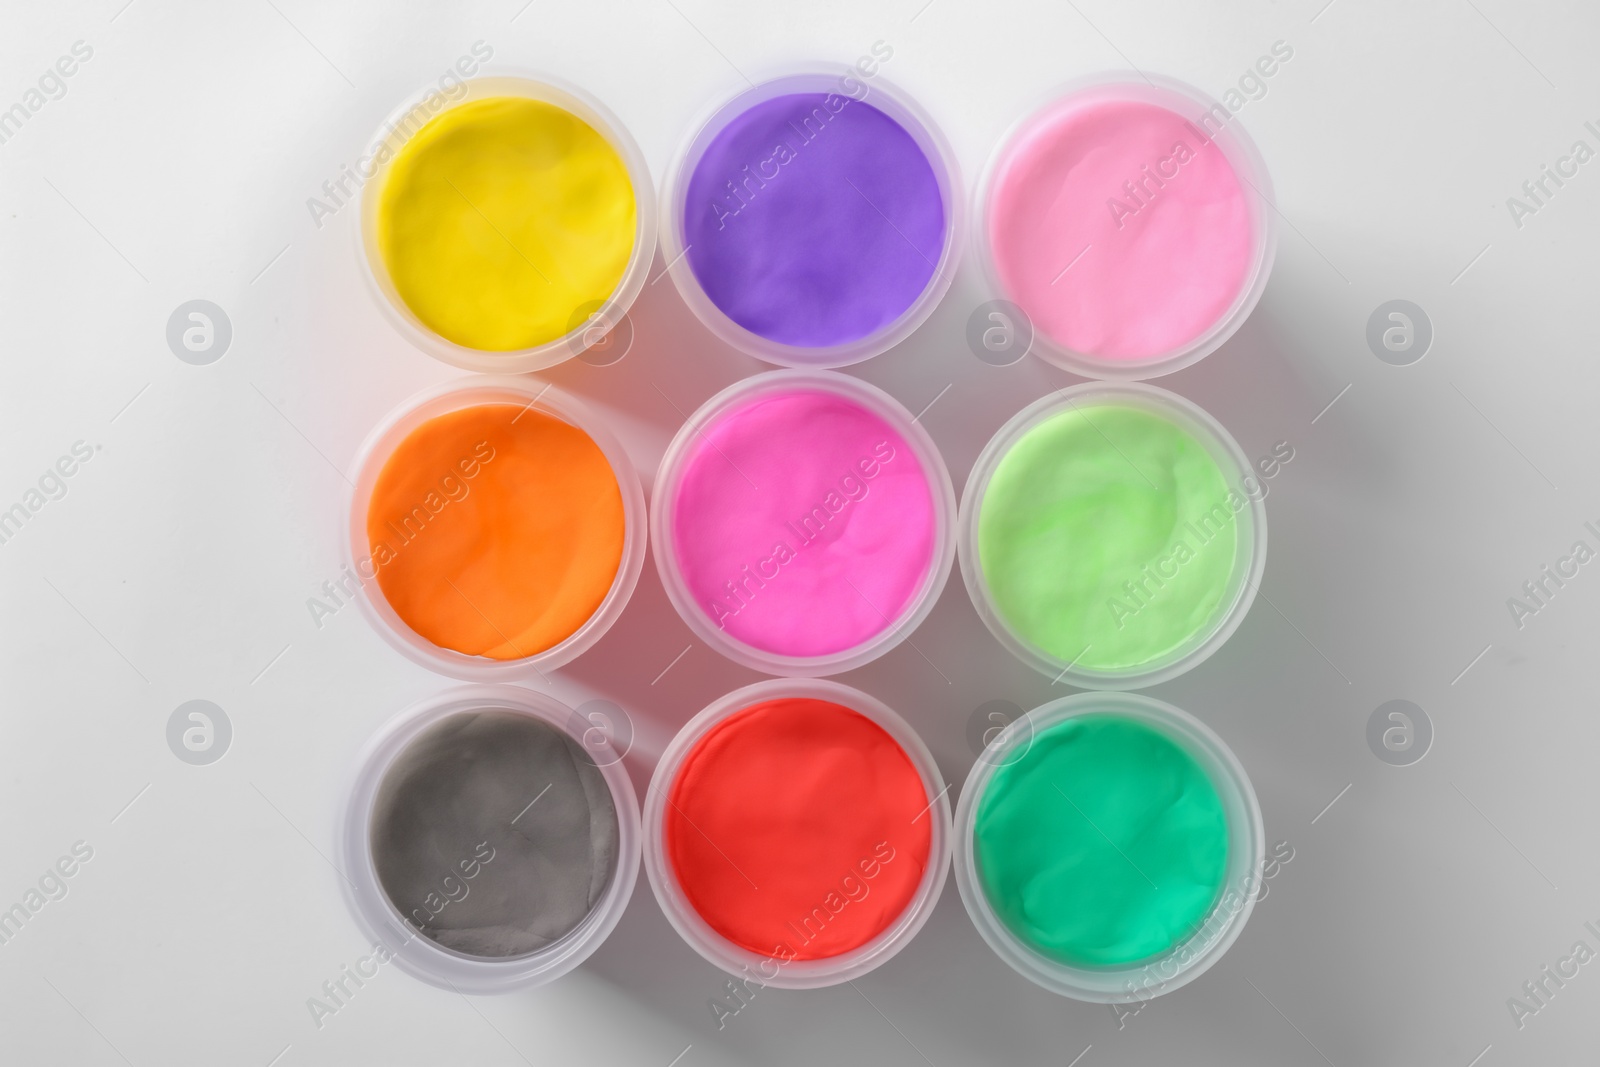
[682, 91, 946, 348]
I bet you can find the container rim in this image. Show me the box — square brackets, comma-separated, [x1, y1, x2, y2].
[956, 380, 1268, 689]
[659, 66, 964, 368]
[970, 70, 1278, 381]
[641, 678, 952, 989]
[337, 684, 642, 993]
[951, 690, 1264, 1002]
[355, 71, 657, 374]
[649, 369, 957, 677]
[343, 375, 646, 680]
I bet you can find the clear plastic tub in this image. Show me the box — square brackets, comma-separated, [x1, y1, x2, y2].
[338, 685, 641, 993]
[973, 72, 1277, 380]
[953, 691, 1263, 1002]
[356, 73, 656, 373]
[651, 370, 956, 676]
[659, 69, 963, 368]
[642, 678, 951, 989]
[958, 381, 1266, 689]
[345, 376, 646, 680]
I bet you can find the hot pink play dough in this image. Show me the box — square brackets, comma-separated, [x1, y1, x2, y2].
[988, 96, 1255, 361]
[670, 389, 936, 658]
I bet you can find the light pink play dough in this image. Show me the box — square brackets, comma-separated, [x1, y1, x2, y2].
[987, 96, 1256, 361]
[669, 389, 936, 658]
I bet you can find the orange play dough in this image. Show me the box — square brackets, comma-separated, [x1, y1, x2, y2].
[366, 403, 625, 659]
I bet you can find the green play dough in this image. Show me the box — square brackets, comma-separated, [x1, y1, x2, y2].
[974, 714, 1229, 966]
[977, 404, 1238, 672]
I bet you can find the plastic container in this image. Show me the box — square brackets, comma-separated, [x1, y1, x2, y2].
[357, 74, 656, 373]
[958, 381, 1266, 689]
[651, 370, 956, 676]
[346, 376, 646, 680]
[643, 679, 950, 988]
[660, 69, 963, 368]
[953, 691, 1263, 1002]
[338, 685, 641, 993]
[973, 72, 1277, 380]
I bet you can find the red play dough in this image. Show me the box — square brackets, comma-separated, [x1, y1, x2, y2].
[665, 697, 932, 960]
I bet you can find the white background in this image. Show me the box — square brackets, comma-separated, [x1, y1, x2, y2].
[2, 1, 1598, 1064]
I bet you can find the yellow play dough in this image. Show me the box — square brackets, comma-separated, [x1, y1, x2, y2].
[376, 96, 637, 351]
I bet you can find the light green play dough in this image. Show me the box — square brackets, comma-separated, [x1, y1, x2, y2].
[976, 404, 1238, 672]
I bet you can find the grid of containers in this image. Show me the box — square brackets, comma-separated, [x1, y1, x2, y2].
[336, 62, 1279, 998]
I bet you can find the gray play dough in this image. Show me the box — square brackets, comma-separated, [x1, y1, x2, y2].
[370, 709, 620, 958]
